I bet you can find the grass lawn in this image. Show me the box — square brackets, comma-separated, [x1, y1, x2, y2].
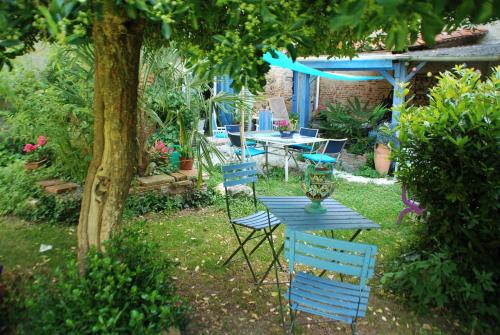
[0, 168, 458, 334]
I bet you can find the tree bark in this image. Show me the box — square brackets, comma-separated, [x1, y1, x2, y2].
[77, 0, 144, 270]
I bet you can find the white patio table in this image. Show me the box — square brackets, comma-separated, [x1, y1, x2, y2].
[245, 131, 327, 182]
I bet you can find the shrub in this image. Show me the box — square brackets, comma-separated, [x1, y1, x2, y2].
[16, 192, 82, 225]
[385, 66, 500, 333]
[354, 165, 380, 178]
[0, 161, 52, 216]
[23, 222, 190, 334]
[0, 269, 26, 335]
[125, 188, 216, 217]
[0, 48, 94, 183]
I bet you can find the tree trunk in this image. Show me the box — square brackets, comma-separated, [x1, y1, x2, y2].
[77, 0, 144, 270]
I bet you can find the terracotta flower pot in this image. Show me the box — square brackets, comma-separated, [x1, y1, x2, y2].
[374, 143, 391, 176]
[24, 158, 48, 171]
[179, 157, 194, 170]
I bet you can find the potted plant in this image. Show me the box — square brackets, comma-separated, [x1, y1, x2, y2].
[179, 145, 194, 170]
[145, 140, 176, 175]
[23, 135, 50, 170]
[275, 120, 294, 138]
[374, 123, 393, 176]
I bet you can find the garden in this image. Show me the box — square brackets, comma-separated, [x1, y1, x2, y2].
[1, 1, 499, 335]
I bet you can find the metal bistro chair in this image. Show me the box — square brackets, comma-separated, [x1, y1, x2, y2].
[284, 231, 378, 334]
[303, 138, 347, 165]
[288, 127, 319, 167]
[225, 125, 256, 147]
[227, 132, 268, 170]
[222, 162, 283, 285]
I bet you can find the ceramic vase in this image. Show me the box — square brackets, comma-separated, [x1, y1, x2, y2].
[302, 163, 334, 214]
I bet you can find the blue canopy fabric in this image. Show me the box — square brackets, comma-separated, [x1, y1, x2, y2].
[263, 51, 383, 81]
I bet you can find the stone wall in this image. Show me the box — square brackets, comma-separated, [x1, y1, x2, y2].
[317, 70, 393, 109]
[263, 66, 294, 111]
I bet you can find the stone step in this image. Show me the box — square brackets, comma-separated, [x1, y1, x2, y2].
[45, 182, 79, 194]
[168, 172, 187, 181]
[37, 179, 65, 188]
[137, 174, 175, 186]
[178, 169, 210, 181]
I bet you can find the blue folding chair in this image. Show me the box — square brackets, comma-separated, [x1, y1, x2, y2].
[284, 230, 377, 334]
[258, 110, 273, 131]
[222, 162, 283, 285]
[288, 127, 319, 166]
[303, 138, 347, 165]
[228, 132, 267, 161]
[225, 125, 256, 147]
[211, 111, 228, 138]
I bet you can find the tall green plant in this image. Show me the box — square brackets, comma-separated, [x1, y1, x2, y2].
[385, 66, 500, 333]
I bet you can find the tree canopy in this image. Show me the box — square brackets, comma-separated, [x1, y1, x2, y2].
[2, 0, 498, 91]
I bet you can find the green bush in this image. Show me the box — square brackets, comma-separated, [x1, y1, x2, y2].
[385, 66, 500, 333]
[0, 48, 94, 183]
[17, 192, 82, 225]
[0, 270, 26, 335]
[125, 188, 216, 217]
[0, 161, 51, 216]
[23, 222, 190, 334]
[0, 161, 81, 224]
[354, 165, 379, 178]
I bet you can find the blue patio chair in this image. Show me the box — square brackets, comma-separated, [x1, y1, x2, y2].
[211, 111, 228, 138]
[258, 110, 273, 131]
[222, 162, 283, 285]
[225, 125, 256, 147]
[288, 127, 319, 166]
[303, 138, 347, 165]
[228, 133, 267, 161]
[284, 230, 377, 334]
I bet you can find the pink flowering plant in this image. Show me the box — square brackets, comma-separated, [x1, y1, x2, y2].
[23, 135, 50, 162]
[275, 120, 291, 131]
[150, 140, 174, 162]
[146, 140, 175, 175]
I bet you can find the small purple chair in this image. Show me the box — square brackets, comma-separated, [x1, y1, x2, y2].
[397, 185, 424, 224]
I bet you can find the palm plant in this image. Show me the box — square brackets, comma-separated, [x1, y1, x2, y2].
[139, 46, 255, 184]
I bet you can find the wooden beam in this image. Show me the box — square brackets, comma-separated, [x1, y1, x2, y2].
[298, 58, 393, 71]
[378, 70, 395, 87]
[391, 62, 406, 127]
[298, 73, 311, 128]
[405, 61, 427, 82]
[292, 71, 298, 114]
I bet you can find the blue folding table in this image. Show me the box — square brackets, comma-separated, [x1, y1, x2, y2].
[257, 196, 380, 330]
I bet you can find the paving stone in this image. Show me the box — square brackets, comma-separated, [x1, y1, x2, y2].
[168, 172, 187, 181]
[173, 180, 193, 187]
[45, 182, 79, 194]
[137, 174, 175, 186]
[178, 169, 198, 180]
[37, 179, 64, 188]
[179, 169, 211, 181]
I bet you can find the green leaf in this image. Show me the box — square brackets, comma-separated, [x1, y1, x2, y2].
[38, 6, 60, 37]
[161, 22, 172, 39]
